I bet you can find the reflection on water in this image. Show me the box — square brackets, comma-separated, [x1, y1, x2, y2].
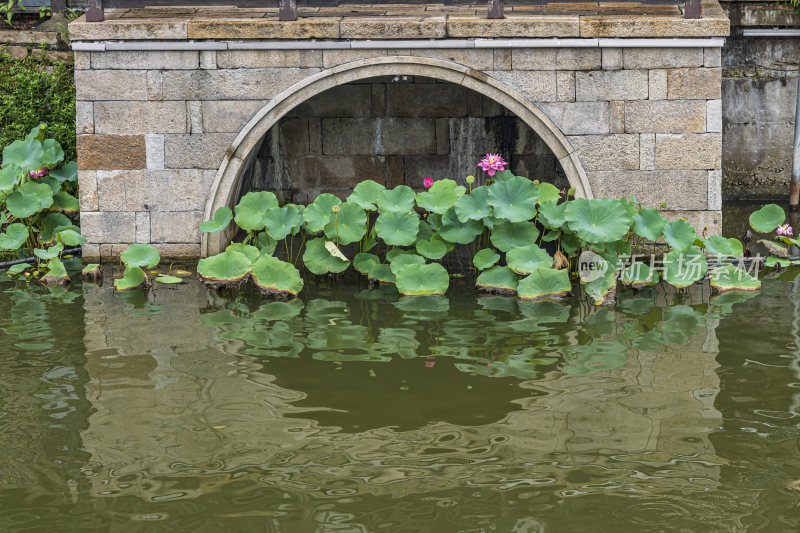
[1, 265, 800, 530]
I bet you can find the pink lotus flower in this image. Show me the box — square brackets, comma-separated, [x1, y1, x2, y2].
[425, 361, 435, 368]
[423, 177, 434, 189]
[777, 224, 793, 236]
[477, 153, 507, 177]
[29, 168, 48, 179]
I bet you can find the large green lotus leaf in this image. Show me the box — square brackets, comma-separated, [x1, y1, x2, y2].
[389, 253, 426, 275]
[234, 191, 279, 231]
[395, 262, 449, 296]
[487, 175, 539, 222]
[492, 170, 515, 183]
[0, 223, 29, 251]
[564, 198, 631, 243]
[41, 138, 64, 166]
[285, 204, 306, 235]
[506, 243, 552, 275]
[703, 235, 735, 257]
[263, 205, 302, 241]
[7, 263, 31, 275]
[663, 248, 708, 288]
[415, 234, 449, 260]
[367, 263, 395, 284]
[476, 265, 519, 294]
[0, 164, 21, 193]
[251, 254, 304, 296]
[226, 243, 261, 264]
[490, 221, 539, 252]
[41, 258, 70, 285]
[582, 270, 617, 306]
[256, 231, 278, 255]
[347, 180, 386, 211]
[473, 248, 500, 271]
[353, 252, 381, 274]
[375, 210, 419, 246]
[6, 181, 54, 218]
[324, 201, 367, 245]
[34, 242, 64, 261]
[53, 191, 79, 212]
[620, 261, 658, 289]
[302, 237, 349, 274]
[453, 185, 491, 222]
[155, 275, 183, 284]
[2, 138, 43, 170]
[40, 175, 62, 195]
[385, 248, 406, 262]
[198, 250, 252, 284]
[537, 200, 567, 228]
[749, 203, 785, 233]
[439, 207, 483, 244]
[120, 244, 161, 269]
[377, 185, 416, 213]
[200, 206, 233, 233]
[49, 161, 78, 183]
[517, 268, 571, 301]
[537, 182, 561, 204]
[38, 213, 72, 244]
[415, 179, 465, 214]
[709, 264, 761, 293]
[114, 266, 146, 291]
[662, 219, 698, 250]
[302, 193, 341, 233]
[632, 208, 666, 242]
[728, 238, 744, 258]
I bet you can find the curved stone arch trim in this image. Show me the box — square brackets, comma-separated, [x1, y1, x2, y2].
[203, 56, 592, 257]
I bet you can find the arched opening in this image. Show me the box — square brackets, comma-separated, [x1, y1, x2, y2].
[203, 57, 591, 257]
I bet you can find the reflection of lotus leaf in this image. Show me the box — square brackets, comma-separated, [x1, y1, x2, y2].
[562, 341, 628, 375]
[308, 324, 369, 351]
[312, 351, 392, 363]
[252, 299, 304, 321]
[394, 294, 450, 314]
[377, 327, 419, 358]
[517, 299, 571, 323]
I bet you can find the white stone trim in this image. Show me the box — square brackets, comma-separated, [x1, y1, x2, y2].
[742, 29, 800, 38]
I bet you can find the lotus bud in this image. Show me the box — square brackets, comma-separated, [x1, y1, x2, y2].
[660, 201, 668, 209]
[331, 205, 340, 213]
[465, 175, 475, 185]
[553, 249, 570, 270]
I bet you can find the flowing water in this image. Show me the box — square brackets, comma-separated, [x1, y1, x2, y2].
[2, 221, 800, 531]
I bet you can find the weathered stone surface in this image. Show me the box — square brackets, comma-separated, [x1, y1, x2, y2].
[78, 170, 98, 211]
[662, 210, 721, 236]
[654, 133, 722, 170]
[152, 243, 202, 258]
[667, 68, 721, 99]
[580, 16, 729, 38]
[82, 244, 100, 262]
[723, 77, 797, 124]
[609, 101, 625, 134]
[387, 83, 468, 117]
[279, 118, 310, 156]
[201, 100, 267, 133]
[494, 49, 512, 71]
[536, 102, 610, 135]
[150, 211, 204, 243]
[556, 71, 575, 102]
[602, 48, 623, 71]
[640, 133, 655, 170]
[217, 50, 323, 69]
[322, 49, 387, 68]
[382, 118, 437, 155]
[135, 212, 150, 243]
[588, 170, 708, 209]
[622, 48, 704, 69]
[447, 16, 580, 38]
[321, 119, 374, 155]
[96, 171, 126, 211]
[164, 134, 236, 169]
[649, 70, 667, 100]
[707, 169, 722, 211]
[340, 16, 446, 39]
[283, 156, 386, 190]
[403, 155, 451, 186]
[568, 134, 640, 171]
[188, 101, 202, 133]
[93, 101, 187, 134]
[69, 16, 188, 40]
[91, 51, 199, 70]
[289, 85, 371, 118]
[706, 99, 722, 133]
[80, 211, 136, 244]
[704, 48, 721, 68]
[76, 102, 93, 135]
[624, 100, 706, 133]
[740, 3, 800, 27]
[512, 48, 601, 71]
[125, 170, 217, 211]
[162, 69, 319, 100]
[487, 71, 558, 102]
[0, 29, 58, 45]
[75, 70, 154, 101]
[77, 135, 147, 170]
[145, 134, 165, 171]
[723, 121, 794, 200]
[73, 51, 90, 70]
[409, 49, 494, 71]
[576, 70, 649, 101]
[187, 19, 340, 39]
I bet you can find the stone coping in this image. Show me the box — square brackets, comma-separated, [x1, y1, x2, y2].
[69, 1, 730, 41]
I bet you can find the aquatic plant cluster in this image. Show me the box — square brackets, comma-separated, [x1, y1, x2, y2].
[0, 124, 83, 284]
[194, 155, 788, 303]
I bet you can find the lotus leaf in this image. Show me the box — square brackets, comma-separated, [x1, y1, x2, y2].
[395, 262, 449, 296]
[537, 182, 561, 204]
[564, 198, 631, 243]
[517, 268, 571, 301]
[389, 253, 426, 275]
[487, 175, 539, 222]
[6, 181, 54, 218]
[41, 258, 70, 286]
[200, 206, 233, 233]
[439, 207, 483, 244]
[198, 250, 252, 286]
[749, 203, 785, 233]
[415, 234, 449, 260]
[492, 170, 515, 183]
[348, 180, 386, 211]
[476, 266, 519, 294]
[368, 263, 395, 284]
[7, 263, 31, 275]
[490, 221, 539, 252]
[53, 191, 79, 212]
[473, 248, 500, 271]
[0, 223, 29, 251]
[620, 261, 658, 289]
[353, 252, 380, 274]
[385, 248, 406, 262]
[324, 201, 367, 245]
[114, 266, 147, 291]
[41, 139, 64, 166]
[583, 270, 618, 306]
[256, 232, 278, 255]
[453, 185, 491, 222]
[39, 213, 72, 244]
[506, 243, 552, 275]
[226, 243, 261, 264]
[728, 238, 744, 258]
[251, 255, 304, 296]
[375, 210, 419, 246]
[2, 138, 43, 170]
[40, 175, 62, 194]
[155, 275, 183, 284]
[632, 208, 666, 242]
[302, 238, 349, 275]
[765, 256, 791, 268]
[662, 219, 698, 251]
[538, 200, 567, 228]
[663, 248, 708, 288]
[377, 185, 416, 213]
[121, 244, 161, 269]
[49, 161, 78, 183]
[709, 264, 761, 293]
[34, 242, 64, 261]
[415, 179, 465, 214]
[0, 164, 20, 192]
[234, 191, 279, 231]
[263, 205, 302, 240]
[703, 235, 735, 257]
[302, 193, 341, 233]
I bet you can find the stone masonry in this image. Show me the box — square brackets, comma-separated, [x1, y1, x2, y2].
[70, 3, 730, 259]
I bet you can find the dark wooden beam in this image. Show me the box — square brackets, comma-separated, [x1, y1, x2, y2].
[279, 0, 298, 21]
[86, 0, 104, 22]
[684, 0, 702, 19]
[488, 0, 504, 19]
